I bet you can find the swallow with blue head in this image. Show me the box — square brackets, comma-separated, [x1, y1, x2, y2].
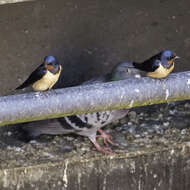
[110, 50, 179, 81]
[16, 56, 62, 91]
[133, 50, 179, 78]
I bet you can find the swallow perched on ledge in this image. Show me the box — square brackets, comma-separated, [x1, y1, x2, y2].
[117, 50, 179, 79]
[16, 56, 62, 91]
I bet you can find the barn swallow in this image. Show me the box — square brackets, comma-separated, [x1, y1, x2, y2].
[109, 50, 179, 81]
[133, 50, 179, 78]
[16, 56, 62, 91]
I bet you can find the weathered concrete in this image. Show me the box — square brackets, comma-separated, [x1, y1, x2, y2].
[0, 142, 190, 190]
[0, 100, 190, 189]
[0, 0, 189, 96]
[0, 1, 190, 189]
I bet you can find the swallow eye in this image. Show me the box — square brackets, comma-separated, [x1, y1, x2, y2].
[167, 54, 176, 60]
[48, 62, 55, 66]
[167, 56, 173, 61]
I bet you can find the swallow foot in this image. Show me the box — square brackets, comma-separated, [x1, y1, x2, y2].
[51, 89, 58, 95]
[40, 91, 49, 97]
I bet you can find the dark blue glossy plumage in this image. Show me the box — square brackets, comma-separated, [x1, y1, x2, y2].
[16, 64, 47, 90]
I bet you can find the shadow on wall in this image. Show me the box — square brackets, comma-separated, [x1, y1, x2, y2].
[54, 46, 108, 89]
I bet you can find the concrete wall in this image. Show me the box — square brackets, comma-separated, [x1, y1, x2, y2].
[0, 0, 190, 95]
[0, 1, 190, 189]
[0, 143, 190, 190]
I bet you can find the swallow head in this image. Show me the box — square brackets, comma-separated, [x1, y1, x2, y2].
[44, 56, 60, 73]
[160, 50, 179, 68]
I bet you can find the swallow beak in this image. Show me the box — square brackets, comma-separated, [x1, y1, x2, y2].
[174, 56, 180, 59]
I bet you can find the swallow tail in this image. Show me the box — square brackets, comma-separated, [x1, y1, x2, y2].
[15, 80, 32, 90]
[15, 64, 47, 90]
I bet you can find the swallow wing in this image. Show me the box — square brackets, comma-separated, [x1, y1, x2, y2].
[134, 58, 160, 72]
[152, 60, 160, 71]
[16, 64, 47, 90]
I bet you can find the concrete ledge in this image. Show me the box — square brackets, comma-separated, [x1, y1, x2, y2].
[0, 142, 190, 190]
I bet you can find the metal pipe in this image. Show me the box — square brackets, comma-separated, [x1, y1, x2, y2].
[0, 71, 190, 126]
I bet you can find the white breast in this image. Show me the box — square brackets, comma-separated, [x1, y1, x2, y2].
[147, 64, 174, 79]
[32, 66, 62, 91]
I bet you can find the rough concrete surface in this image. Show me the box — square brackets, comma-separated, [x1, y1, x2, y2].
[0, 144, 190, 190]
[0, 0, 190, 96]
[0, 0, 190, 189]
[0, 101, 190, 189]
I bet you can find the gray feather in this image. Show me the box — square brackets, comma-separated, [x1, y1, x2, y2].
[21, 119, 75, 140]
